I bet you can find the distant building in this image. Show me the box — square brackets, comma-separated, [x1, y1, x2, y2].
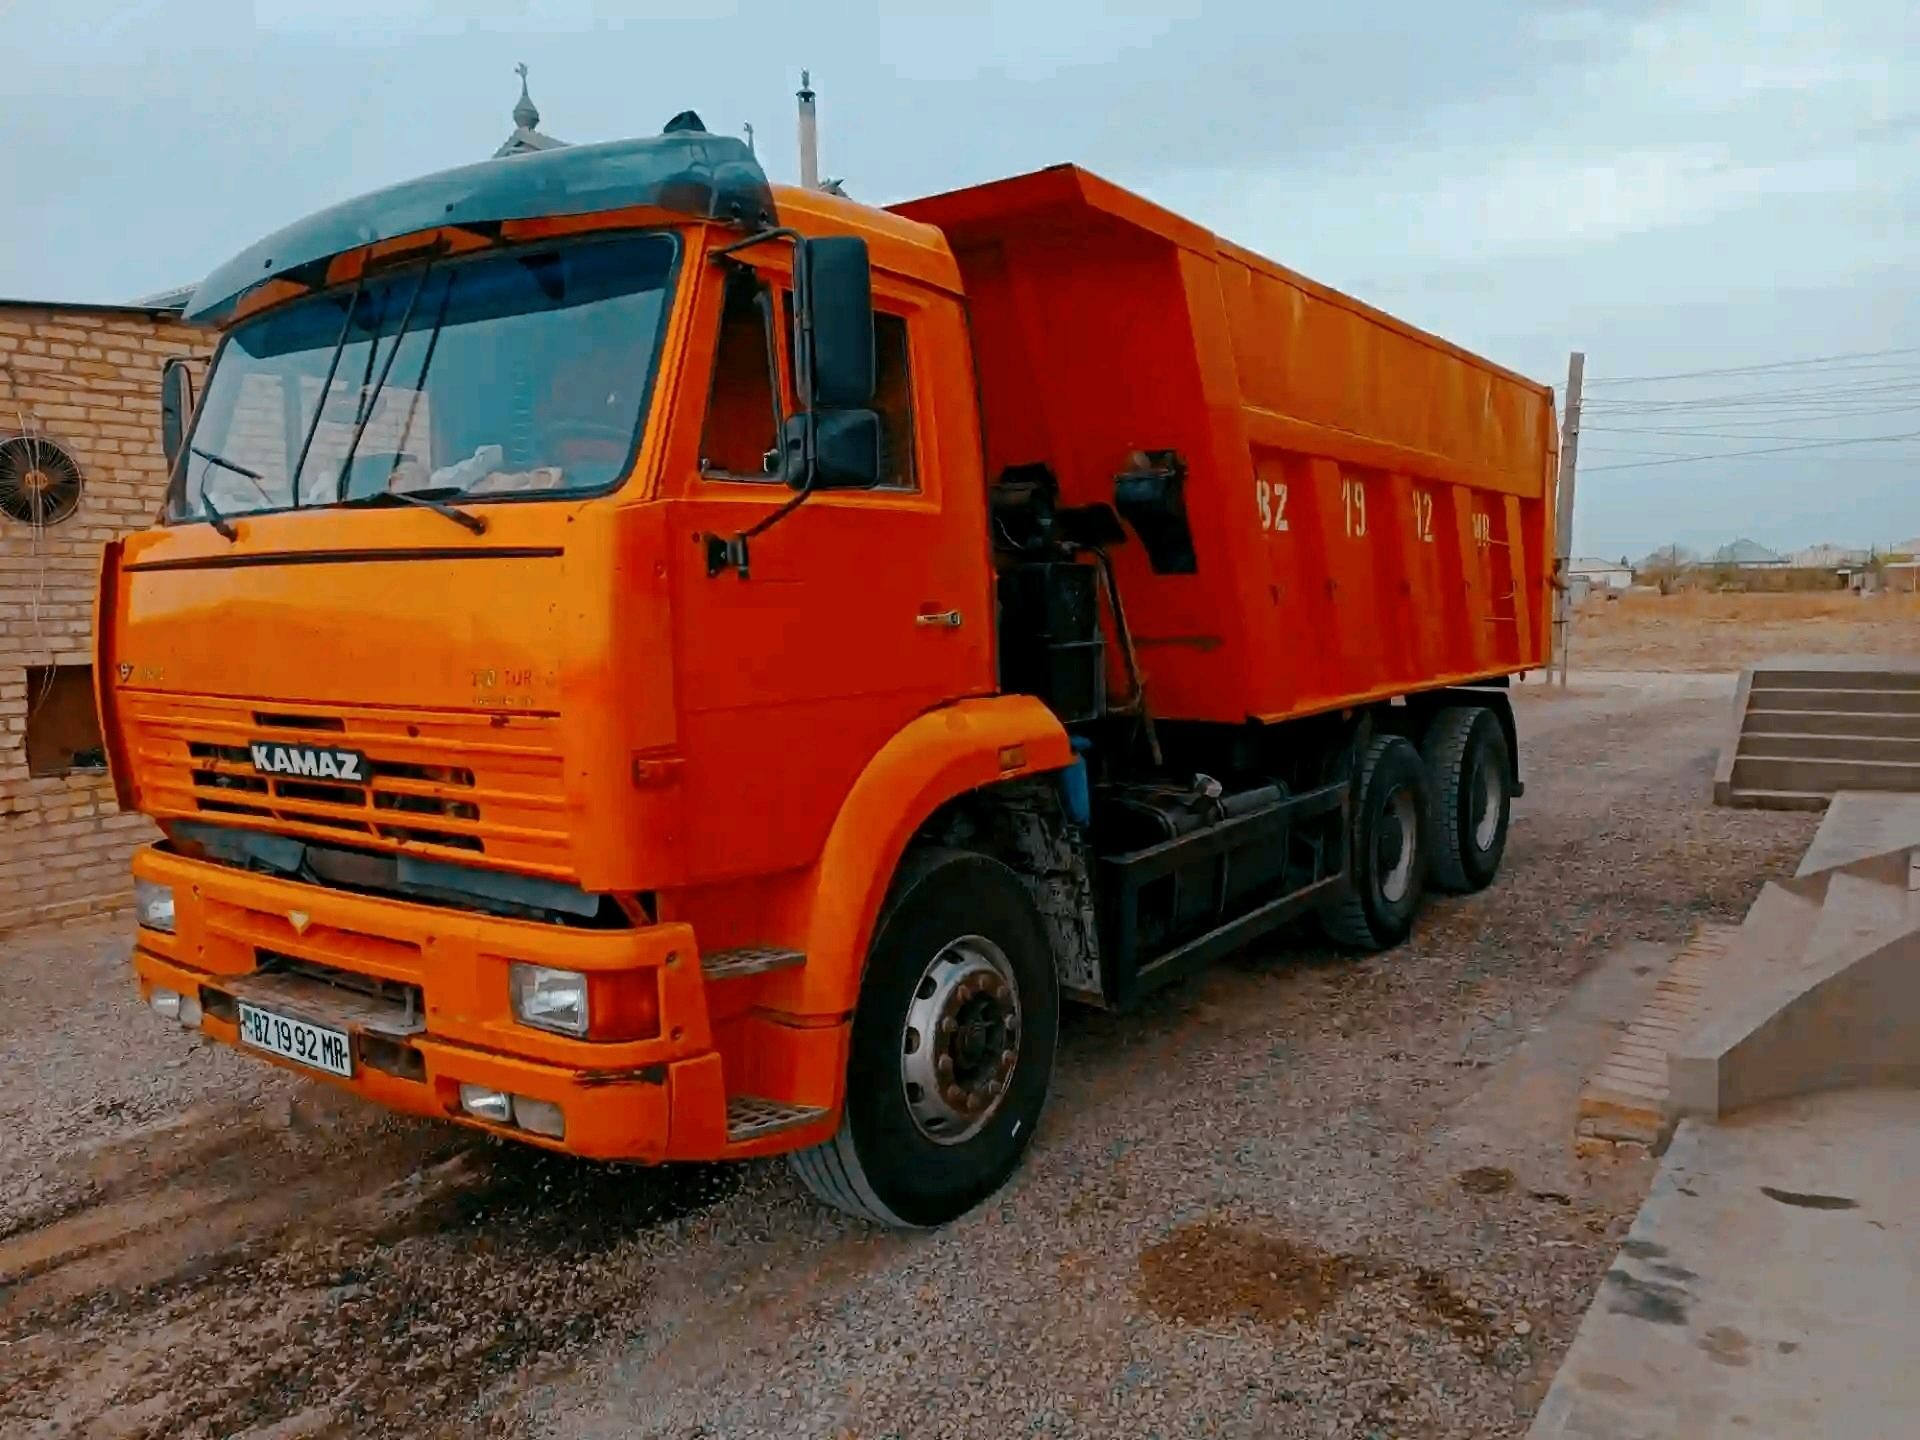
[1791, 542, 1869, 569]
[1637, 544, 1695, 571]
[1568, 557, 1633, 592]
[1709, 538, 1788, 569]
[494, 63, 567, 157]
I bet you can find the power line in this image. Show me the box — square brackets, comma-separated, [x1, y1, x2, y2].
[1585, 346, 1920, 387]
[1585, 418, 1920, 442]
[1582, 378, 1920, 412]
[1583, 429, 1920, 473]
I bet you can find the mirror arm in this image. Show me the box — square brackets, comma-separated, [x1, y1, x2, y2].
[704, 229, 818, 579]
[704, 471, 816, 579]
[709, 226, 802, 262]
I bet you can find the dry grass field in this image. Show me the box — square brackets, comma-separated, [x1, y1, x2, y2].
[1566, 591, 1920, 672]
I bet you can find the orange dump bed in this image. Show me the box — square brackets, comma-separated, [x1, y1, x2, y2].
[896, 166, 1559, 726]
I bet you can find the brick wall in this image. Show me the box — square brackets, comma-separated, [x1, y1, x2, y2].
[0, 303, 209, 933]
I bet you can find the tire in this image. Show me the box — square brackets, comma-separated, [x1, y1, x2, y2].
[788, 847, 1059, 1227]
[1323, 734, 1430, 951]
[1420, 706, 1511, 894]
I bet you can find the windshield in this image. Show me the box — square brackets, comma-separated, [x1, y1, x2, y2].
[172, 231, 679, 520]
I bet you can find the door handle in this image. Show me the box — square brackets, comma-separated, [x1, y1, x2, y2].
[915, 608, 963, 628]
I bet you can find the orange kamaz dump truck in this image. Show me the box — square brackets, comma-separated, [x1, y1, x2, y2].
[99, 118, 1557, 1225]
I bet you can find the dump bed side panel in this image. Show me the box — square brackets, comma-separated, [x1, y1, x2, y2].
[1216, 247, 1557, 718]
[901, 167, 1557, 726]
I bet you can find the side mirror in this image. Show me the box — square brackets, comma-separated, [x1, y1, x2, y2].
[796, 236, 874, 409]
[159, 358, 195, 470]
[785, 409, 881, 490]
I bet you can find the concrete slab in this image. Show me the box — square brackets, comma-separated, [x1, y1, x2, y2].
[1798, 791, 1920, 876]
[1530, 1087, 1920, 1440]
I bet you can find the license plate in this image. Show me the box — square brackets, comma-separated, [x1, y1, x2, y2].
[237, 1002, 354, 1077]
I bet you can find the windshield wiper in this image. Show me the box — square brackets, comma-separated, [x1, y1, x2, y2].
[196, 487, 239, 542]
[334, 260, 436, 501]
[186, 446, 263, 540]
[287, 270, 367, 510]
[340, 485, 487, 535]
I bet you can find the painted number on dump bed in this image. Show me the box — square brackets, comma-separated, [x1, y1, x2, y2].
[1412, 488, 1435, 543]
[1255, 478, 1289, 532]
[1342, 479, 1367, 538]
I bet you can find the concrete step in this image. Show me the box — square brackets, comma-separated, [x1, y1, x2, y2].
[1670, 849, 1920, 1123]
[1736, 878, 1827, 973]
[1743, 709, 1920, 740]
[1737, 732, 1920, 762]
[1747, 686, 1920, 715]
[1718, 786, 1832, 810]
[1798, 793, 1920, 877]
[1731, 754, 1920, 795]
[1801, 868, 1919, 971]
[1751, 667, 1920, 692]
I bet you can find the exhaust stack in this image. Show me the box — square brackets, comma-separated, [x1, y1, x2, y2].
[797, 70, 819, 189]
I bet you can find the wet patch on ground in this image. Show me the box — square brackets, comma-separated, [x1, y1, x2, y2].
[0, 1104, 743, 1440]
[1138, 1220, 1509, 1362]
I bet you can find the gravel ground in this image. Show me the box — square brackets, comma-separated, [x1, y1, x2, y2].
[0, 671, 1820, 1439]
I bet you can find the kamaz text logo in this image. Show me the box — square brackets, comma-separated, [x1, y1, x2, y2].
[248, 742, 368, 783]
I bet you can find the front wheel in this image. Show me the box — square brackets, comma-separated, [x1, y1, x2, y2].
[1323, 734, 1430, 951]
[789, 847, 1059, 1227]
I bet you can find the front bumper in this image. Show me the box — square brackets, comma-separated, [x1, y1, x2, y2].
[129, 845, 839, 1161]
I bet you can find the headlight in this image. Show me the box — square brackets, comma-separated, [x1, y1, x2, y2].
[134, 879, 176, 933]
[509, 963, 589, 1037]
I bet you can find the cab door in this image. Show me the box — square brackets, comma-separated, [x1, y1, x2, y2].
[665, 250, 994, 884]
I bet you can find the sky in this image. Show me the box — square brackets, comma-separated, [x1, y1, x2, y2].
[2, 0, 1914, 559]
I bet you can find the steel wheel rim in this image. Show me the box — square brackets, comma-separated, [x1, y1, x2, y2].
[1471, 754, 1503, 852]
[900, 934, 1022, 1145]
[1378, 787, 1418, 903]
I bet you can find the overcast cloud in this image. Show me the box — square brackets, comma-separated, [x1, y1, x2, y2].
[2, 0, 1913, 558]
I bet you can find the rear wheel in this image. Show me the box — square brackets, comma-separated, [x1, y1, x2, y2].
[1323, 734, 1429, 951]
[1421, 706, 1511, 893]
[788, 847, 1059, 1227]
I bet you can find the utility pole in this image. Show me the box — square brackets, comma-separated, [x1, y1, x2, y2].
[1553, 350, 1585, 687]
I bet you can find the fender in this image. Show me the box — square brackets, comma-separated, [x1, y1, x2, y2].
[789, 694, 1072, 1017]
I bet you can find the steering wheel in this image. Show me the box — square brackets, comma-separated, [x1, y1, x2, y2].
[540, 419, 634, 470]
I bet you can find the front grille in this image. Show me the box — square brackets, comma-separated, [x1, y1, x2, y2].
[123, 693, 572, 876]
[185, 740, 484, 851]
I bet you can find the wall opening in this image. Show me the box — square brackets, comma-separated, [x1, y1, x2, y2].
[25, 664, 107, 776]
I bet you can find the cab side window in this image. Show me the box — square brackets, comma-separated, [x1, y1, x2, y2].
[787, 301, 917, 491]
[871, 312, 917, 492]
[700, 270, 782, 479]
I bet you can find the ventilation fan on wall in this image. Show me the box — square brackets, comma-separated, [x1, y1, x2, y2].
[0, 435, 84, 525]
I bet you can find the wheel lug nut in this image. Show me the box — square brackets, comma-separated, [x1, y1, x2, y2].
[936, 1055, 954, 1080]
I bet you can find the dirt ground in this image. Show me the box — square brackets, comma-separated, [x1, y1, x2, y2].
[1564, 590, 1920, 672]
[1, 673, 1821, 1439]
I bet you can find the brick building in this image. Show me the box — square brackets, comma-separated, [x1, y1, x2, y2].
[0, 300, 207, 933]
